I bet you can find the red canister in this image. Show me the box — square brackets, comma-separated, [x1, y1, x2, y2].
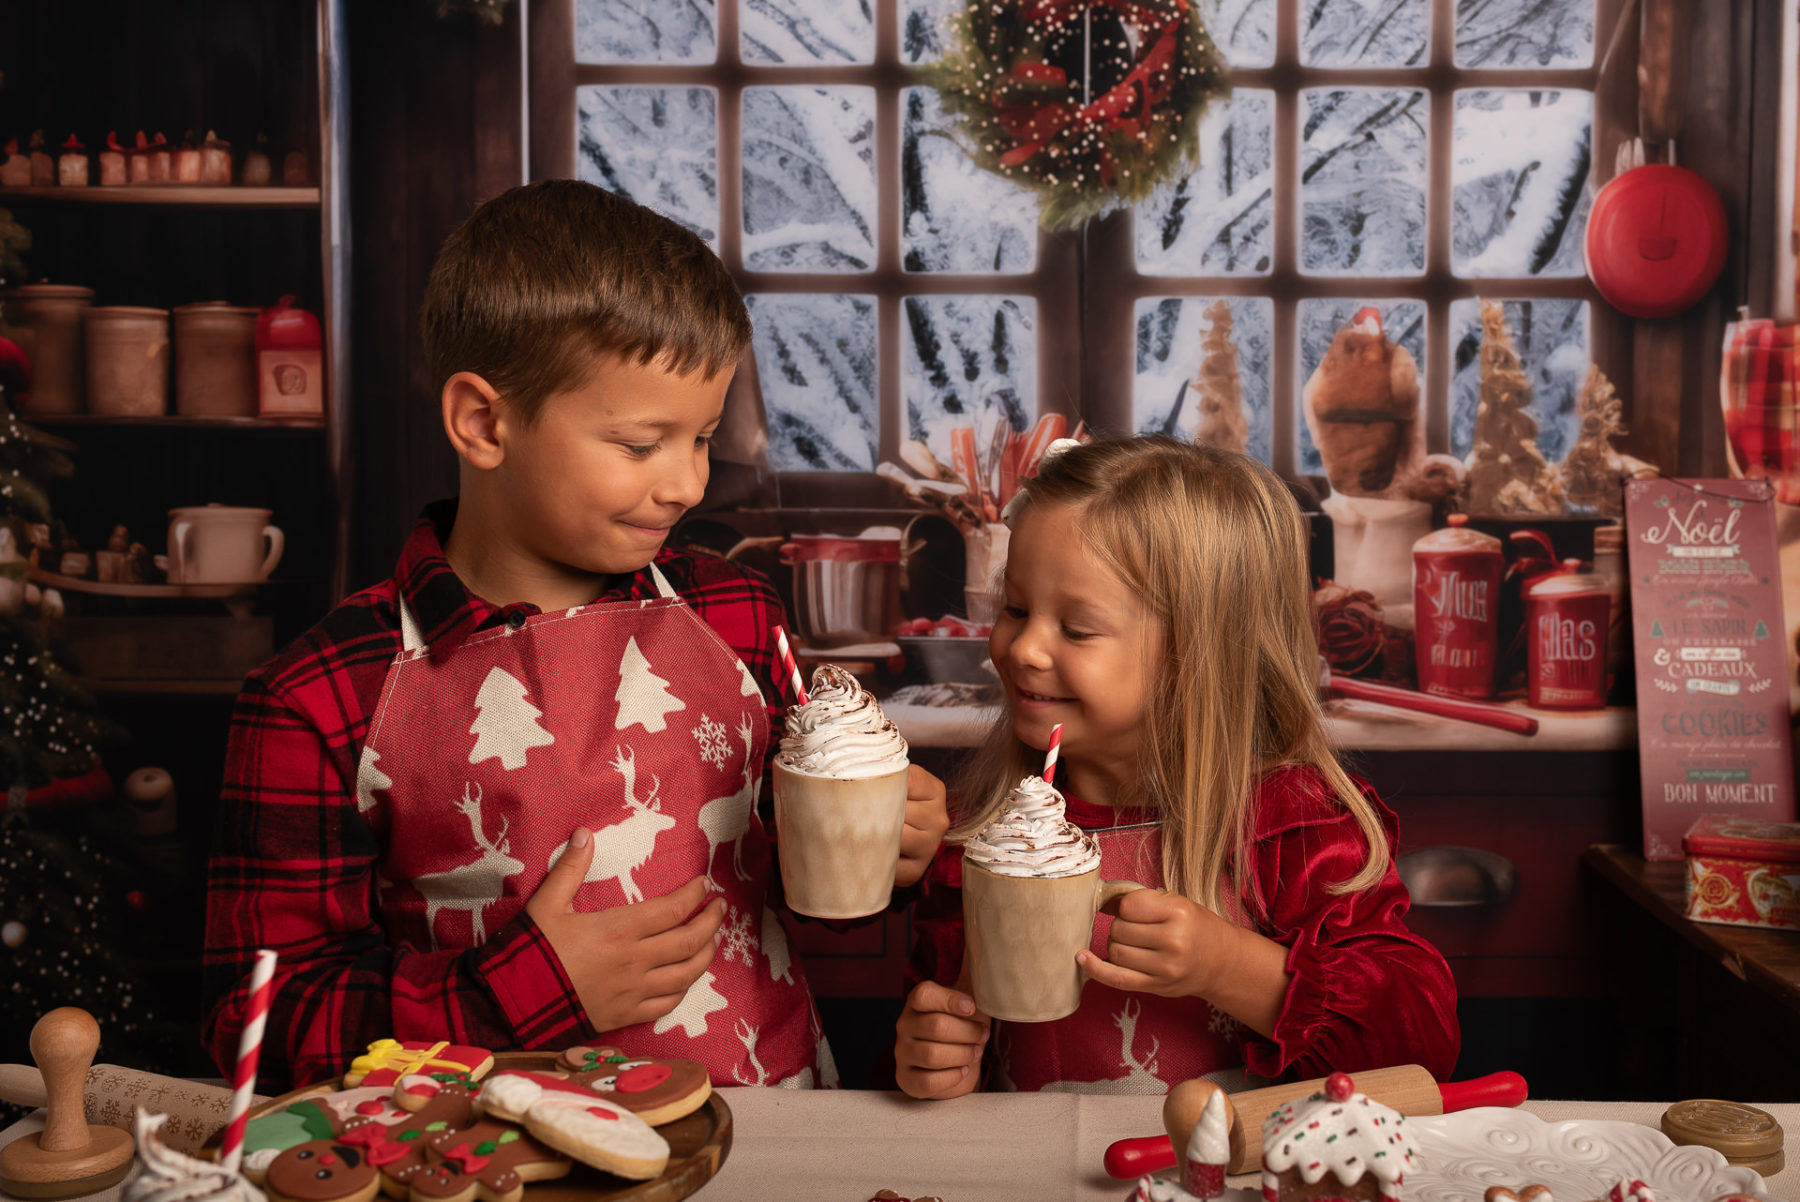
[1413, 517, 1503, 699]
[1527, 571, 1611, 710]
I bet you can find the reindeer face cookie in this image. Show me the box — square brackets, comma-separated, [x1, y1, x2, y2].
[554, 1046, 711, 1126]
[474, 1071, 669, 1182]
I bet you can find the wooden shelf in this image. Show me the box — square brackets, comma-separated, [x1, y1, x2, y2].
[78, 676, 244, 697]
[27, 413, 325, 430]
[0, 184, 319, 208]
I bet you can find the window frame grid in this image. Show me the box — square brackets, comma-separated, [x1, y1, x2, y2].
[531, 0, 1082, 501]
[1085, 0, 1626, 477]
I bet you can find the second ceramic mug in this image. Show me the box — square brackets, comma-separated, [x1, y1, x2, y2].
[165, 504, 284, 584]
[962, 859, 1144, 1022]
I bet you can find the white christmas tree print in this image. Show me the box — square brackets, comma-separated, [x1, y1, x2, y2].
[719, 905, 757, 967]
[736, 658, 763, 699]
[692, 714, 731, 770]
[355, 747, 393, 815]
[760, 906, 793, 984]
[614, 636, 686, 733]
[467, 666, 555, 770]
[653, 969, 727, 1038]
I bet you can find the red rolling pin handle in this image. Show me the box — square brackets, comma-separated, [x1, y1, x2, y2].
[1101, 1071, 1532, 1180]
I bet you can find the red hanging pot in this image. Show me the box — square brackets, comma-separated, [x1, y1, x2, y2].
[1583, 162, 1728, 319]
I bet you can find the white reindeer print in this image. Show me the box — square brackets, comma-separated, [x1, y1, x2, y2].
[733, 1018, 815, 1088]
[1038, 999, 1165, 1094]
[695, 715, 757, 886]
[412, 783, 523, 949]
[546, 745, 676, 904]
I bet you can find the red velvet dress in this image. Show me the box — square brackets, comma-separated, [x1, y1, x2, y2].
[909, 765, 1460, 1090]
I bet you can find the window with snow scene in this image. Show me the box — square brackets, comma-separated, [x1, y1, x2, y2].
[531, 0, 1613, 486]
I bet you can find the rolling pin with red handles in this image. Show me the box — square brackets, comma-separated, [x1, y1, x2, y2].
[1103, 1064, 1528, 1178]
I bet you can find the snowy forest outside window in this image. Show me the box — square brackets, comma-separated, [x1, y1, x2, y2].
[558, 0, 1606, 482]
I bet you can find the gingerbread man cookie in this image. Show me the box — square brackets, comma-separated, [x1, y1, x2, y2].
[475, 1071, 668, 1181]
[263, 1084, 477, 1202]
[554, 1046, 711, 1126]
[343, 1040, 495, 1089]
[236, 1087, 415, 1182]
[408, 1116, 572, 1202]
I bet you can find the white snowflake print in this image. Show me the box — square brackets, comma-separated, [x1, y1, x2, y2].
[1207, 1005, 1242, 1040]
[719, 905, 757, 967]
[692, 713, 731, 770]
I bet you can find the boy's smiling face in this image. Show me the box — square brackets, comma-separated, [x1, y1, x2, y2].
[489, 351, 730, 581]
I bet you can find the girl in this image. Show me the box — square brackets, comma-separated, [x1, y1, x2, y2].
[894, 436, 1458, 1098]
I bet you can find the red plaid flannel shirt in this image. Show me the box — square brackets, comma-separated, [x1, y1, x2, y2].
[203, 500, 796, 1088]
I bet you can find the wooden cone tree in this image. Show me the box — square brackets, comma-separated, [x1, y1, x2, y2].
[1191, 301, 1247, 454]
[1462, 301, 1564, 514]
[1560, 364, 1627, 518]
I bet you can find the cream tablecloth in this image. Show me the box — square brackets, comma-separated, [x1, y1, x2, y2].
[5, 1092, 1796, 1202]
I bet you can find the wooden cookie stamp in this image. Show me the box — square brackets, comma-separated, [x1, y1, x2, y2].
[0, 1009, 136, 1199]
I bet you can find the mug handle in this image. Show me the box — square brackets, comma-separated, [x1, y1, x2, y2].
[259, 525, 285, 580]
[168, 521, 192, 583]
[1095, 879, 1145, 918]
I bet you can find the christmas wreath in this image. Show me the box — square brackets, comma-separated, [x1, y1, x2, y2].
[923, 0, 1229, 232]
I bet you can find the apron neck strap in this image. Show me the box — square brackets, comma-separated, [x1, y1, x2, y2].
[395, 563, 675, 652]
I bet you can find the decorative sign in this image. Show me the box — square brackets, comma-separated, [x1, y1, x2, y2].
[1626, 478, 1795, 860]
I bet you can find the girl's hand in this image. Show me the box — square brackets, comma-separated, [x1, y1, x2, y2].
[894, 980, 989, 1100]
[895, 765, 950, 889]
[1076, 887, 1222, 1000]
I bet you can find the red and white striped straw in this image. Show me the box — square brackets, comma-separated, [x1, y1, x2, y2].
[774, 625, 809, 705]
[1042, 723, 1063, 785]
[219, 949, 278, 1174]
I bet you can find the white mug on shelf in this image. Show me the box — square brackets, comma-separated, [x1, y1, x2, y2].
[164, 504, 284, 584]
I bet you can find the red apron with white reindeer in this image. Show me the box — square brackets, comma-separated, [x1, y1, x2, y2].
[354, 565, 831, 1087]
[992, 820, 1246, 1093]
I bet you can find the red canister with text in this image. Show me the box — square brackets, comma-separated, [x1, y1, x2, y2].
[1413, 516, 1503, 699]
[1526, 571, 1611, 709]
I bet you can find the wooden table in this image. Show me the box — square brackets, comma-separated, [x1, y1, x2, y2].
[6, 1093, 1798, 1202]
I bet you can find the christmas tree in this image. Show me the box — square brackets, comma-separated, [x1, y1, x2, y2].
[614, 635, 685, 733]
[1462, 301, 1565, 515]
[1191, 300, 1247, 454]
[1560, 364, 1628, 518]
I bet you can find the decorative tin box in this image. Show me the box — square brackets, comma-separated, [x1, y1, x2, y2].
[1683, 814, 1800, 930]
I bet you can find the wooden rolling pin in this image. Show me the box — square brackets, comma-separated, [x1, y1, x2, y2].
[0, 1062, 238, 1154]
[1103, 1065, 1528, 1178]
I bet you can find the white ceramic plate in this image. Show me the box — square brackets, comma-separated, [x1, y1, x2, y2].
[1135, 1108, 1778, 1202]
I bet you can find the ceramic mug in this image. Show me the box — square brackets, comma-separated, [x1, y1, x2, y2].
[165, 504, 284, 584]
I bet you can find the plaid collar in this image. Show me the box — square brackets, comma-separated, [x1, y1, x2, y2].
[394, 499, 665, 662]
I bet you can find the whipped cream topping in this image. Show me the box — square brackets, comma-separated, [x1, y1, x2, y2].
[126, 1111, 268, 1202]
[777, 665, 909, 778]
[962, 775, 1100, 878]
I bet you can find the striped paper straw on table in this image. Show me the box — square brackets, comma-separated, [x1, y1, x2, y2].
[219, 949, 277, 1174]
[775, 625, 809, 705]
[1043, 723, 1063, 785]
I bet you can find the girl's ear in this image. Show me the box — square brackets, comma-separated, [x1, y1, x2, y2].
[442, 371, 506, 470]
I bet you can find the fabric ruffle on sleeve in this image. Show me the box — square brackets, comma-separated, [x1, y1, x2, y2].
[1238, 766, 1460, 1082]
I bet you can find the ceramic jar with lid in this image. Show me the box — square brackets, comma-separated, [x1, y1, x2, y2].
[173, 302, 259, 418]
[85, 306, 170, 416]
[6, 283, 94, 414]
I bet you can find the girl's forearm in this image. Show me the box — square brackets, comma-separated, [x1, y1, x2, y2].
[1195, 924, 1290, 1039]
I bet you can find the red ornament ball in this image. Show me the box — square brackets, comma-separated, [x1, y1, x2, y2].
[1324, 1072, 1356, 1102]
[125, 890, 150, 912]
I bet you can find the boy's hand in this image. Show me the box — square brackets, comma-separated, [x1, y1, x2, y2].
[894, 980, 988, 1100]
[896, 765, 950, 890]
[526, 829, 725, 1033]
[1075, 887, 1218, 1000]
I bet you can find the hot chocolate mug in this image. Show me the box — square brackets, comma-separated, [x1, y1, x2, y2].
[165, 504, 284, 584]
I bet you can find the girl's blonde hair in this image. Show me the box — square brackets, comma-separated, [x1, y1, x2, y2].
[955, 435, 1388, 920]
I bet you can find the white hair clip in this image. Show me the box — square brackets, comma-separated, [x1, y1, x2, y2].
[1001, 437, 1084, 528]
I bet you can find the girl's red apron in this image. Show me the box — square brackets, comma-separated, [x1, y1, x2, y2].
[991, 820, 1248, 1093]
[354, 564, 832, 1087]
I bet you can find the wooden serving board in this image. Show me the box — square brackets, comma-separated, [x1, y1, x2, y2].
[207, 1053, 731, 1202]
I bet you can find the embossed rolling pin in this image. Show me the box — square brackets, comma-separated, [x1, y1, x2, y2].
[1102, 1065, 1529, 1178]
[0, 1062, 239, 1154]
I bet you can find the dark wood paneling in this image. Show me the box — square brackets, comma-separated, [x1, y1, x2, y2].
[343, 1, 523, 592]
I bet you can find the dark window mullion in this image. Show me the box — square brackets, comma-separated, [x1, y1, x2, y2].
[1270, 0, 1300, 477]
[1425, 0, 1456, 455]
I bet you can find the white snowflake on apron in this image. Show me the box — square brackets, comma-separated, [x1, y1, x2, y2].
[692, 713, 731, 769]
[718, 905, 757, 967]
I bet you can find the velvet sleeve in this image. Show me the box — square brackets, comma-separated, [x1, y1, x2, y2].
[1238, 769, 1460, 1082]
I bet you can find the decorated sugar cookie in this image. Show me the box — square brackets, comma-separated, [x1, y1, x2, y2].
[263, 1084, 476, 1202]
[554, 1046, 711, 1126]
[474, 1070, 669, 1181]
[342, 1040, 494, 1089]
[235, 1087, 415, 1182]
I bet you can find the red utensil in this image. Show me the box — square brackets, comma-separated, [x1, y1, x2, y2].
[1326, 673, 1540, 737]
[1102, 1070, 1528, 1179]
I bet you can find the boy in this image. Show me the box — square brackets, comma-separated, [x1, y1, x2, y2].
[205, 180, 949, 1089]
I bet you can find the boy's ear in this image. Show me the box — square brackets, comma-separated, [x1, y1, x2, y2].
[442, 371, 506, 470]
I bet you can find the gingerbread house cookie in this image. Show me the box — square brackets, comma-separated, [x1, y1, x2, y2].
[1260, 1073, 1416, 1202]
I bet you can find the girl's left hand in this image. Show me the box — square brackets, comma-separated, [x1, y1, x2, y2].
[1076, 888, 1221, 999]
[895, 764, 950, 889]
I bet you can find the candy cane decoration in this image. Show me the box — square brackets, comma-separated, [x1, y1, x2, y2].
[219, 948, 277, 1173]
[774, 625, 809, 705]
[1042, 723, 1063, 785]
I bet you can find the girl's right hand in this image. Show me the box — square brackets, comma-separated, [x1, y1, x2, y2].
[894, 980, 990, 1100]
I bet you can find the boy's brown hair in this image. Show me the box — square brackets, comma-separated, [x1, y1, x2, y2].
[420, 179, 750, 423]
